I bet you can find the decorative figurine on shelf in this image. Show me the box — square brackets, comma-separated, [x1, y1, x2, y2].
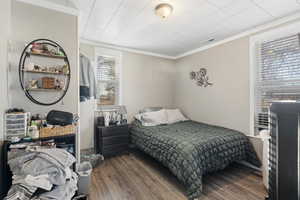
[57, 48, 65, 57]
[50, 49, 57, 56]
[55, 66, 61, 73]
[41, 44, 49, 54]
[30, 43, 43, 54]
[60, 80, 65, 89]
[54, 79, 64, 90]
[29, 80, 39, 89]
[48, 67, 56, 73]
[55, 79, 60, 89]
[34, 65, 41, 71]
[41, 66, 48, 72]
[55, 79, 61, 89]
[57, 65, 63, 73]
[37, 79, 43, 88]
[62, 64, 69, 74]
[31, 43, 49, 54]
[25, 62, 35, 71]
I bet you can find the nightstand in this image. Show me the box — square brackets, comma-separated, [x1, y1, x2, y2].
[95, 124, 129, 157]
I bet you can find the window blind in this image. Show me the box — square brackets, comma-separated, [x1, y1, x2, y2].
[96, 56, 116, 81]
[95, 55, 119, 106]
[255, 34, 300, 134]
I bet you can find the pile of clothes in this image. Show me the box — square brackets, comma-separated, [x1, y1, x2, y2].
[5, 148, 78, 200]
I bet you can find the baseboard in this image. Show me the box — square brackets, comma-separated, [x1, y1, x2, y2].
[238, 161, 262, 172]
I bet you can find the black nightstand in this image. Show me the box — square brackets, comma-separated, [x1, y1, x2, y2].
[95, 124, 129, 157]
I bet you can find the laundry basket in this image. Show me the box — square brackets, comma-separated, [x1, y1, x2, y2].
[77, 162, 93, 195]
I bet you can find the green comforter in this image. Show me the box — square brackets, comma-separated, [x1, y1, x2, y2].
[130, 120, 260, 200]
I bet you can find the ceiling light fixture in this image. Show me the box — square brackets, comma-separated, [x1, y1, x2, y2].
[155, 3, 173, 19]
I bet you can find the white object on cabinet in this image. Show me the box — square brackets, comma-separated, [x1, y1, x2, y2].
[260, 130, 271, 189]
[5, 112, 30, 140]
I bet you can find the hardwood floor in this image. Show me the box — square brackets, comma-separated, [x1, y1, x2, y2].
[90, 151, 267, 200]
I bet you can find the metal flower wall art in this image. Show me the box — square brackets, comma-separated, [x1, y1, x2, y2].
[190, 68, 213, 87]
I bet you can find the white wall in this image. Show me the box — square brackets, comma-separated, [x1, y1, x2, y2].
[9, 1, 79, 115]
[0, 0, 11, 140]
[174, 37, 251, 134]
[122, 51, 176, 120]
[79, 43, 176, 149]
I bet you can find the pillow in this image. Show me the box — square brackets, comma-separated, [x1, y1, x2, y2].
[135, 109, 168, 126]
[139, 107, 163, 114]
[165, 109, 188, 124]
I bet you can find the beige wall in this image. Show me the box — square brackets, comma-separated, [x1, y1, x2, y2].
[80, 43, 176, 149]
[0, 0, 11, 140]
[122, 51, 176, 120]
[174, 37, 251, 134]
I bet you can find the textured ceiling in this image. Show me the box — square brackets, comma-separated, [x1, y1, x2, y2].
[79, 0, 300, 57]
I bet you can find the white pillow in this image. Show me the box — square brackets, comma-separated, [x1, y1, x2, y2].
[135, 109, 168, 126]
[165, 109, 188, 124]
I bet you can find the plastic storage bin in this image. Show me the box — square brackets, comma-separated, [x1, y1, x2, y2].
[77, 162, 93, 195]
[5, 113, 29, 140]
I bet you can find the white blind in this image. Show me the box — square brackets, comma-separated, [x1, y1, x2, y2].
[95, 55, 119, 106]
[96, 56, 116, 81]
[255, 34, 300, 133]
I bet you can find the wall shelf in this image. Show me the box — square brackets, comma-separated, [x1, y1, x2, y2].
[19, 39, 71, 106]
[26, 51, 66, 59]
[26, 88, 64, 92]
[22, 69, 69, 76]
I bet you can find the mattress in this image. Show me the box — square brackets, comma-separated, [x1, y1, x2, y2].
[130, 120, 260, 199]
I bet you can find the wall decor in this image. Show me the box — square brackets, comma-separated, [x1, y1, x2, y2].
[190, 68, 213, 87]
[19, 39, 71, 106]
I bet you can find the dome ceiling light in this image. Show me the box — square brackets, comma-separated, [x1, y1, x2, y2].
[155, 3, 173, 19]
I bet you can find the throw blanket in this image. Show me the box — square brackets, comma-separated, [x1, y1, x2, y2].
[131, 120, 260, 200]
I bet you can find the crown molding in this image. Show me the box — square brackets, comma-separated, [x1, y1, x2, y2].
[174, 12, 300, 59]
[80, 38, 177, 60]
[16, 0, 79, 16]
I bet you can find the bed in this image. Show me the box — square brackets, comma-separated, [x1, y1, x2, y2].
[130, 120, 260, 200]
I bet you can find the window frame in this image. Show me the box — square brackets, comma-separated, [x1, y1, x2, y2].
[249, 20, 300, 136]
[94, 47, 122, 107]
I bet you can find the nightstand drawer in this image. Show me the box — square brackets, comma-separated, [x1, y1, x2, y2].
[99, 125, 128, 137]
[102, 135, 129, 146]
[95, 124, 130, 156]
[102, 144, 129, 156]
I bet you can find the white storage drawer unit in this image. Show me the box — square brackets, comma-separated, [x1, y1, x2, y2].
[5, 113, 29, 139]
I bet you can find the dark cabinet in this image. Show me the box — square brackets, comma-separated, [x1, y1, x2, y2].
[95, 125, 129, 157]
[268, 102, 300, 200]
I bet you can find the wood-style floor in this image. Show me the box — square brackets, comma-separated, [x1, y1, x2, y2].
[90, 151, 267, 200]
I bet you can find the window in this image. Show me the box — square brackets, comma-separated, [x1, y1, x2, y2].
[253, 34, 300, 134]
[94, 48, 121, 107]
